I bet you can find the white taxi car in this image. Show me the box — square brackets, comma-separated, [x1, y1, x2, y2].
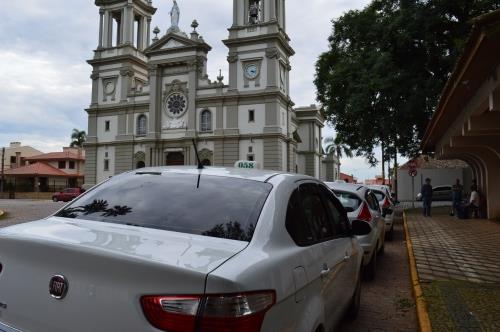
[325, 182, 386, 280]
[0, 167, 369, 332]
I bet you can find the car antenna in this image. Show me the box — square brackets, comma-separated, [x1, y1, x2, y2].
[192, 139, 204, 170]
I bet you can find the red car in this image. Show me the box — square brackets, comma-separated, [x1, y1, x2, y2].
[52, 188, 84, 202]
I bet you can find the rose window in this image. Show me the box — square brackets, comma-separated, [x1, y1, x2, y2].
[166, 93, 187, 117]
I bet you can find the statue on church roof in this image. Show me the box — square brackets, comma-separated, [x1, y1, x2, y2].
[169, 0, 180, 31]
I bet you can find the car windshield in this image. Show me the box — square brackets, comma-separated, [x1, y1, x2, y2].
[56, 172, 273, 242]
[332, 190, 362, 212]
[371, 190, 385, 202]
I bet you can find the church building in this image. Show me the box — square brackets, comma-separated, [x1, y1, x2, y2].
[84, 0, 337, 185]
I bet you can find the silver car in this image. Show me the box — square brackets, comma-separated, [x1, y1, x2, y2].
[0, 167, 368, 332]
[325, 182, 386, 280]
[368, 185, 396, 241]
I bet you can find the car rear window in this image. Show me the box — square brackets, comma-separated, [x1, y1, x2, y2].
[332, 190, 362, 212]
[372, 190, 385, 202]
[55, 172, 272, 242]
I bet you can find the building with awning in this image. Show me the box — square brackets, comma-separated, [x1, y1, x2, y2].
[421, 10, 500, 219]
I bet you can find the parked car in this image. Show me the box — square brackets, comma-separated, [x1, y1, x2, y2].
[368, 185, 396, 240]
[0, 167, 369, 332]
[416, 185, 453, 201]
[52, 187, 84, 202]
[325, 182, 386, 280]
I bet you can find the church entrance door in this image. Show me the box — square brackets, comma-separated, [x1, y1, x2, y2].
[166, 152, 185, 166]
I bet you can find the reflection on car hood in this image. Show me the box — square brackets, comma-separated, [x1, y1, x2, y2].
[0, 217, 248, 274]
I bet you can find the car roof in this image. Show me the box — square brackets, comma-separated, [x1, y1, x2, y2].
[325, 182, 368, 194]
[125, 166, 286, 183]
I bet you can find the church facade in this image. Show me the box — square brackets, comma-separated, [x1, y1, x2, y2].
[84, 0, 338, 185]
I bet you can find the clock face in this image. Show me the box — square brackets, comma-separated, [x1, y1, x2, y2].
[245, 64, 259, 79]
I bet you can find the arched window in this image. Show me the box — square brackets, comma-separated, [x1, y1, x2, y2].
[136, 161, 146, 169]
[137, 114, 147, 136]
[200, 110, 212, 132]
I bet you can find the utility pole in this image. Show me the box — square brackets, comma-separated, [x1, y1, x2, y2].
[1, 147, 5, 193]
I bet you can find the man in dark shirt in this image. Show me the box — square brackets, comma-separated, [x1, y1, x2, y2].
[421, 178, 433, 217]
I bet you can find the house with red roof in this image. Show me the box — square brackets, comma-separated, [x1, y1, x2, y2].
[3, 147, 85, 192]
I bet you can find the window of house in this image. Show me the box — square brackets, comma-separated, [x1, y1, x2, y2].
[58, 161, 66, 169]
[104, 159, 110, 171]
[248, 146, 253, 153]
[10, 156, 16, 164]
[249, 110, 255, 122]
[247, 155, 255, 161]
[105, 121, 110, 132]
[105, 152, 109, 158]
[136, 114, 147, 136]
[69, 161, 76, 169]
[200, 110, 212, 132]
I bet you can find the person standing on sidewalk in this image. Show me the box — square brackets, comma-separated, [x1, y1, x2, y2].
[421, 178, 433, 217]
[451, 179, 463, 216]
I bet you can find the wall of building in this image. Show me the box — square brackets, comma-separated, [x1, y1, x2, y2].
[397, 168, 472, 201]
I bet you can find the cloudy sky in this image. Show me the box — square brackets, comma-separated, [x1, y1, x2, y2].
[0, 0, 398, 181]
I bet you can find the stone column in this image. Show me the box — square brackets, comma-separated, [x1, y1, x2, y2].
[98, 10, 104, 48]
[147, 18, 152, 47]
[90, 73, 99, 106]
[148, 65, 161, 139]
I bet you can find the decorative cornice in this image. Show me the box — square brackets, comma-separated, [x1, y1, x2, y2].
[90, 73, 100, 80]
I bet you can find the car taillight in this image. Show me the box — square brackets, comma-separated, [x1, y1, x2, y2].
[358, 203, 372, 223]
[382, 197, 391, 209]
[141, 295, 201, 332]
[141, 291, 275, 332]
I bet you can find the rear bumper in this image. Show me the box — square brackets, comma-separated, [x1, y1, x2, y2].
[0, 321, 23, 332]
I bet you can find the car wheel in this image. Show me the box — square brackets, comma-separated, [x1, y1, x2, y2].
[52, 197, 58, 202]
[363, 249, 377, 281]
[345, 272, 361, 320]
[379, 239, 385, 256]
[386, 225, 394, 241]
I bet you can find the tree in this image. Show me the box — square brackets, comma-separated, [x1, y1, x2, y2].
[315, 0, 500, 164]
[324, 136, 353, 177]
[70, 129, 87, 148]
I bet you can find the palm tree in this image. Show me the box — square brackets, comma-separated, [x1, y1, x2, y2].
[70, 129, 87, 148]
[323, 136, 353, 179]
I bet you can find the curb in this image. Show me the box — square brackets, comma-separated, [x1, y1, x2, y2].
[403, 211, 432, 332]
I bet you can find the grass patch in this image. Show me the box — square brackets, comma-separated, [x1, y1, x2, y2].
[395, 297, 415, 312]
[422, 280, 500, 332]
[0, 211, 8, 221]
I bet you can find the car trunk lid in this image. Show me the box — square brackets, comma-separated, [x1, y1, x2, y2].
[0, 217, 247, 332]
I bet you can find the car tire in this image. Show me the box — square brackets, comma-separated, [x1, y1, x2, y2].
[379, 239, 385, 256]
[386, 225, 394, 241]
[52, 197, 58, 202]
[345, 273, 361, 320]
[363, 249, 377, 281]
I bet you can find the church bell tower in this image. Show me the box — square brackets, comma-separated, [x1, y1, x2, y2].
[223, 0, 296, 172]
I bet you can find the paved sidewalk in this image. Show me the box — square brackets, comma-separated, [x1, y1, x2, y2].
[407, 207, 500, 283]
[406, 207, 500, 331]
[0, 199, 64, 228]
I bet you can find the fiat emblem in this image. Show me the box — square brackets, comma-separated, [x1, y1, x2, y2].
[49, 275, 69, 299]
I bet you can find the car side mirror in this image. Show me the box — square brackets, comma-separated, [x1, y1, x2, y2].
[351, 220, 372, 236]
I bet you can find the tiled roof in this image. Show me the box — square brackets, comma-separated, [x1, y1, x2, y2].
[26, 151, 84, 161]
[400, 155, 469, 170]
[4, 162, 83, 177]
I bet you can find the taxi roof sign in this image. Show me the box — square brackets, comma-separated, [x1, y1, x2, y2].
[235, 160, 261, 169]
